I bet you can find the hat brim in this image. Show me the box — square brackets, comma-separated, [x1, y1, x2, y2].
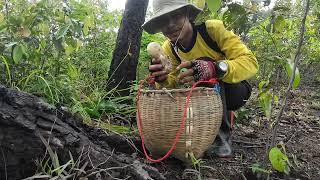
[142, 4, 202, 34]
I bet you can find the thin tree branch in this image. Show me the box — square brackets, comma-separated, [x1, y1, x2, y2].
[271, 0, 310, 147]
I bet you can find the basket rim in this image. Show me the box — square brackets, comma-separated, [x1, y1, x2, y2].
[141, 87, 218, 93]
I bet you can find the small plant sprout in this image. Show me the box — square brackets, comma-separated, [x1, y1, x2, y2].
[187, 152, 203, 168]
[269, 144, 292, 175]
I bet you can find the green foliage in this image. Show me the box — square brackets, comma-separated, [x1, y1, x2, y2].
[274, 15, 286, 32]
[0, 0, 136, 127]
[37, 133, 79, 178]
[247, 2, 320, 83]
[234, 107, 250, 122]
[258, 80, 279, 121]
[285, 59, 301, 89]
[258, 91, 273, 120]
[223, 3, 249, 34]
[187, 152, 203, 168]
[206, 0, 221, 14]
[269, 145, 291, 174]
[12, 44, 24, 64]
[0, 56, 11, 86]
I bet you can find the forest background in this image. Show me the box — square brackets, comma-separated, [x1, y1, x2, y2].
[0, 0, 319, 179]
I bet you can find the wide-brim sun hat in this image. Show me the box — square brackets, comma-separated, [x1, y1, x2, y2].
[142, 0, 202, 34]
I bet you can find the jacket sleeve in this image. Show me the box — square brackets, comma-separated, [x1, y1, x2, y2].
[205, 20, 259, 83]
[155, 40, 180, 89]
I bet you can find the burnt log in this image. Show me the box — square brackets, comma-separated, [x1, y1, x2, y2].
[0, 85, 164, 180]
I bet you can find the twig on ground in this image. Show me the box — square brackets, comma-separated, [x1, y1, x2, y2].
[96, 149, 115, 168]
[201, 165, 217, 172]
[217, 169, 228, 180]
[85, 164, 132, 178]
[84, 149, 116, 176]
[103, 171, 131, 180]
[233, 139, 265, 145]
[123, 136, 141, 154]
[22, 174, 51, 180]
[73, 161, 88, 178]
[182, 168, 201, 179]
[284, 130, 299, 145]
[109, 130, 141, 154]
[241, 172, 248, 180]
[243, 145, 264, 148]
[73, 146, 86, 179]
[87, 146, 95, 168]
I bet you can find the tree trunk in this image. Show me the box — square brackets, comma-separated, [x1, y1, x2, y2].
[107, 0, 148, 96]
[0, 85, 164, 180]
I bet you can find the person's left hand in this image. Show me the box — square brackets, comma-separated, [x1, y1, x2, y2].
[176, 58, 217, 85]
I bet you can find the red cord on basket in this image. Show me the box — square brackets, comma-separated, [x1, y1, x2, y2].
[137, 78, 219, 163]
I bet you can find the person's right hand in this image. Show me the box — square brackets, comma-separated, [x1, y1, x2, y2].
[149, 57, 169, 82]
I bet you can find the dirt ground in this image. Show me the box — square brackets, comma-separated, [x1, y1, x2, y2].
[138, 86, 320, 180]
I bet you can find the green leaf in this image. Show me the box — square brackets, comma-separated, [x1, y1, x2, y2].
[83, 25, 89, 36]
[285, 59, 301, 89]
[206, 0, 222, 13]
[274, 95, 279, 106]
[67, 64, 80, 79]
[84, 15, 94, 28]
[258, 80, 269, 91]
[13, 45, 23, 64]
[56, 24, 71, 39]
[266, 23, 271, 32]
[39, 23, 50, 35]
[258, 91, 273, 119]
[83, 15, 94, 36]
[84, 107, 100, 118]
[76, 39, 82, 50]
[269, 146, 290, 174]
[10, 16, 24, 26]
[274, 15, 286, 32]
[65, 44, 75, 56]
[195, 0, 206, 9]
[40, 39, 47, 49]
[0, 13, 4, 23]
[98, 100, 119, 113]
[20, 44, 29, 58]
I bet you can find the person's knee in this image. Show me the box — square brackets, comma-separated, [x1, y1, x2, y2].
[224, 81, 252, 111]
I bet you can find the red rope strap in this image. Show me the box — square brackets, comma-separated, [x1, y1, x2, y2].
[137, 78, 219, 163]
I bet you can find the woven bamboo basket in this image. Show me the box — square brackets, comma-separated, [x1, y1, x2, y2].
[137, 86, 223, 163]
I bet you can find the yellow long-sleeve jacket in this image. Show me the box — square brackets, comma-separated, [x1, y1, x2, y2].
[156, 20, 259, 89]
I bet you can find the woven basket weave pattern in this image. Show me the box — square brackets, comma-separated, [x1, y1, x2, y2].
[138, 87, 223, 163]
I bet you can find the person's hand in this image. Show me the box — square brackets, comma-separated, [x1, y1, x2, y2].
[176, 61, 195, 85]
[176, 58, 217, 85]
[148, 57, 169, 82]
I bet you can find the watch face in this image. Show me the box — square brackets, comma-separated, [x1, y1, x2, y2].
[219, 62, 228, 72]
